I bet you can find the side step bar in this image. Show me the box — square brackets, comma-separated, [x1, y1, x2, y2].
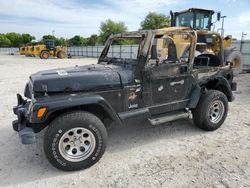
[148, 110, 192, 126]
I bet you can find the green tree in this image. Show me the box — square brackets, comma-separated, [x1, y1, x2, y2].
[42, 34, 56, 41]
[41, 35, 57, 44]
[68, 35, 88, 46]
[21, 33, 35, 44]
[141, 12, 170, 30]
[0, 33, 35, 47]
[5, 32, 23, 47]
[86, 34, 98, 46]
[99, 19, 127, 44]
[41, 35, 68, 46]
[56, 37, 68, 46]
[0, 34, 11, 47]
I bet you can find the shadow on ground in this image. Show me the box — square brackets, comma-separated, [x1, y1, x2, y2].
[0, 118, 204, 187]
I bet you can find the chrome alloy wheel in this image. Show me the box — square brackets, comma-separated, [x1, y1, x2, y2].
[208, 100, 225, 124]
[59, 127, 96, 162]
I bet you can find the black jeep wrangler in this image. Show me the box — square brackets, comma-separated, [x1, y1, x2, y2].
[13, 28, 237, 171]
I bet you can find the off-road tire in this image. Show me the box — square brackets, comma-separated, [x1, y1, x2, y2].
[44, 111, 108, 171]
[226, 50, 242, 75]
[192, 90, 228, 131]
[57, 50, 66, 59]
[40, 51, 50, 59]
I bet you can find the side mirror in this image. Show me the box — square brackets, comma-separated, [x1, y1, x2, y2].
[151, 45, 158, 59]
[217, 12, 221, 21]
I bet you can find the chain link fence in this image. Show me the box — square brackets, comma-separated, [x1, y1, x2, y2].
[0, 48, 19, 55]
[67, 45, 139, 59]
[1, 41, 249, 70]
[231, 40, 250, 70]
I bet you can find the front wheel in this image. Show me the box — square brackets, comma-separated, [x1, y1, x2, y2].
[192, 90, 228, 131]
[44, 111, 108, 171]
[40, 51, 50, 59]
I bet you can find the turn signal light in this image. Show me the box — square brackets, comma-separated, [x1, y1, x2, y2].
[37, 107, 47, 118]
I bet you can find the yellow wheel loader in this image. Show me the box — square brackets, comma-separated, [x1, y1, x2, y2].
[25, 43, 35, 57]
[19, 45, 26, 55]
[223, 35, 242, 74]
[170, 8, 242, 75]
[33, 40, 67, 59]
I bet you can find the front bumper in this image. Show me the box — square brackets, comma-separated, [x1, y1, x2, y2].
[13, 94, 36, 144]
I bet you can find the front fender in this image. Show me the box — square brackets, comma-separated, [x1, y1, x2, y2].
[29, 94, 122, 126]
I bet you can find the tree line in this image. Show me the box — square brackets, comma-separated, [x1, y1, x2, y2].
[0, 12, 170, 48]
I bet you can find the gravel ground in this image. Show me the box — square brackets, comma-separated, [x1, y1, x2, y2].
[0, 55, 249, 188]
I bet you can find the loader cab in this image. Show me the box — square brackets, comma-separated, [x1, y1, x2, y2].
[44, 40, 55, 50]
[170, 8, 219, 31]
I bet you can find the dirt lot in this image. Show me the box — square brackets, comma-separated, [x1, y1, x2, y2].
[0, 54, 249, 188]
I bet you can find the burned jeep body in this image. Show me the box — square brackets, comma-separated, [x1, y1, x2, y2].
[13, 27, 237, 171]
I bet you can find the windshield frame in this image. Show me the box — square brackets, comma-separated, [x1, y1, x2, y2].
[98, 33, 145, 64]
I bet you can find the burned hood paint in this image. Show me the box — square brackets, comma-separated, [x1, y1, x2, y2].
[29, 64, 133, 96]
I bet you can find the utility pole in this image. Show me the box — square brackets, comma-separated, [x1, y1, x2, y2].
[240, 32, 247, 52]
[52, 30, 55, 37]
[221, 16, 227, 37]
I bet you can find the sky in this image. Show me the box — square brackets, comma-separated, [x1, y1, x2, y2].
[0, 0, 250, 40]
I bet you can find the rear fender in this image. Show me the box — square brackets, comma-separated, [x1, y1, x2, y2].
[214, 76, 233, 102]
[187, 85, 202, 109]
[188, 76, 233, 109]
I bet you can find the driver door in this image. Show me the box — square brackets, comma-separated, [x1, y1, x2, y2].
[142, 36, 193, 115]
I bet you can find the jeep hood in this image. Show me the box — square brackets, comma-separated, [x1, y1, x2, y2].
[28, 64, 133, 97]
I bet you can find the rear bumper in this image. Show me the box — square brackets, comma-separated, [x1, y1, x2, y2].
[13, 94, 36, 144]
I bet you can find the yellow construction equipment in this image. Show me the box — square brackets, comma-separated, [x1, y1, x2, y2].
[170, 8, 242, 74]
[25, 43, 35, 57]
[223, 35, 232, 48]
[222, 35, 241, 73]
[33, 40, 67, 59]
[19, 45, 26, 55]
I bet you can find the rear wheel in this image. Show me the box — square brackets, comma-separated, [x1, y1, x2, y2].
[44, 111, 108, 171]
[40, 51, 50, 59]
[192, 90, 228, 131]
[227, 50, 242, 75]
[57, 50, 66, 58]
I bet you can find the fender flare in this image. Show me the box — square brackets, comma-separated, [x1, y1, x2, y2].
[188, 76, 233, 109]
[187, 84, 202, 109]
[30, 95, 122, 126]
[214, 76, 233, 102]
